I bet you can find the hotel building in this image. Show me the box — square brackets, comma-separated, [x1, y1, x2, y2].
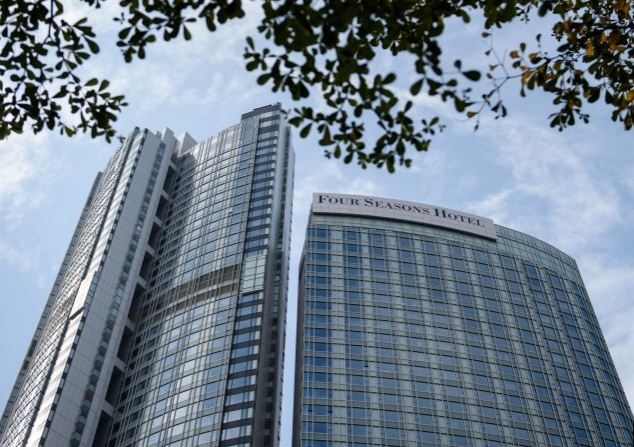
[294, 193, 633, 447]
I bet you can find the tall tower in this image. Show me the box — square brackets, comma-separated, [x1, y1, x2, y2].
[294, 193, 633, 447]
[1, 104, 293, 447]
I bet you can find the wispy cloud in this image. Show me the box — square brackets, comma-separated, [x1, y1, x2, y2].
[469, 117, 622, 251]
[467, 113, 634, 407]
[295, 161, 382, 209]
[291, 155, 384, 256]
[579, 256, 634, 405]
[622, 165, 634, 195]
[77, 2, 265, 114]
[0, 131, 58, 227]
[0, 239, 38, 272]
[61, 0, 122, 32]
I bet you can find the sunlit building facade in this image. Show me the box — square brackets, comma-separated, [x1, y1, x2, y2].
[1, 104, 293, 447]
[294, 193, 633, 447]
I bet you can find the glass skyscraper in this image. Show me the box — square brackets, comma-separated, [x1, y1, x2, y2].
[294, 193, 633, 447]
[1, 104, 293, 447]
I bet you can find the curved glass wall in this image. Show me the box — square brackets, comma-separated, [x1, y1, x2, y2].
[295, 210, 633, 447]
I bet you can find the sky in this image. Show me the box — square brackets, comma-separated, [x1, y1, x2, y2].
[1, 5, 633, 445]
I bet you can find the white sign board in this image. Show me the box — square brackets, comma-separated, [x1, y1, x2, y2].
[312, 193, 497, 240]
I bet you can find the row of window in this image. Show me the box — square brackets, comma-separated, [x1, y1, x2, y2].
[299, 222, 632, 446]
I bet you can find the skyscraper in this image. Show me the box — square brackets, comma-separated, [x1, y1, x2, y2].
[295, 193, 633, 447]
[1, 104, 293, 447]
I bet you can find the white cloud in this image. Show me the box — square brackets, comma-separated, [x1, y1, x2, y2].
[295, 162, 381, 209]
[622, 165, 634, 195]
[99, 24, 261, 112]
[469, 117, 621, 251]
[0, 239, 37, 272]
[76, 1, 266, 114]
[465, 114, 634, 407]
[291, 156, 384, 258]
[61, 1, 122, 33]
[579, 256, 634, 407]
[0, 132, 58, 227]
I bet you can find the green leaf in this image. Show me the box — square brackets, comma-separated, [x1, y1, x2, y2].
[454, 97, 466, 112]
[52, 88, 67, 99]
[86, 39, 100, 54]
[462, 70, 481, 81]
[119, 27, 131, 40]
[300, 123, 311, 138]
[257, 74, 270, 85]
[410, 79, 424, 96]
[288, 117, 302, 126]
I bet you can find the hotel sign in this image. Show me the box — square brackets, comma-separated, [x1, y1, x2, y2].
[313, 193, 497, 240]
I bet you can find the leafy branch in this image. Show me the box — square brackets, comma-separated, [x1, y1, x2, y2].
[1, 0, 126, 141]
[1, 0, 633, 172]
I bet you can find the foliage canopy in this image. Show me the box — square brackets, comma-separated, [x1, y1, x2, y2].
[1, 0, 633, 171]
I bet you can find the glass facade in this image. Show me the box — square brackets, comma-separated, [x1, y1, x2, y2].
[1, 127, 170, 447]
[294, 196, 633, 447]
[1, 104, 293, 447]
[107, 105, 293, 447]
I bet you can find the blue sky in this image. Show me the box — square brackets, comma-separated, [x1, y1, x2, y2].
[1, 5, 633, 444]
